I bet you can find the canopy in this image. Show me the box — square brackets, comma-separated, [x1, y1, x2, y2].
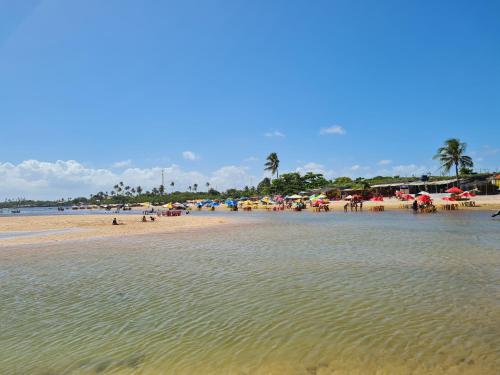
[345, 195, 353, 200]
[370, 196, 384, 202]
[288, 194, 302, 199]
[401, 194, 414, 201]
[446, 187, 463, 194]
[460, 191, 473, 198]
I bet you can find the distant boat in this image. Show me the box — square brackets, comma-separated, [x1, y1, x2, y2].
[72, 206, 79, 210]
[57, 207, 64, 211]
[11, 209, 20, 214]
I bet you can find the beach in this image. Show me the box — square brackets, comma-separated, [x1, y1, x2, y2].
[0, 214, 233, 247]
[1, 210, 499, 374]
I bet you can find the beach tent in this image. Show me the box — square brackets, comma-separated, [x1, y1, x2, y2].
[446, 187, 463, 194]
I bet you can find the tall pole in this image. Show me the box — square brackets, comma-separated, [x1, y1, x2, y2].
[161, 169, 164, 196]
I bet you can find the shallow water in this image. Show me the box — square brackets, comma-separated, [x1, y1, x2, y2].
[1, 211, 499, 374]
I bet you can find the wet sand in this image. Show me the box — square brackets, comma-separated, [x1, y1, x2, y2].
[0, 214, 232, 247]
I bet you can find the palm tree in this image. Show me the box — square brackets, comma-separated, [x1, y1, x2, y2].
[170, 181, 175, 192]
[136, 186, 143, 195]
[433, 138, 473, 186]
[264, 152, 280, 179]
[193, 183, 198, 192]
[188, 185, 192, 192]
[159, 185, 165, 195]
[206, 182, 210, 191]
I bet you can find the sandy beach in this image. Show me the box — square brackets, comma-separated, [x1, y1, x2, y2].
[0, 214, 232, 247]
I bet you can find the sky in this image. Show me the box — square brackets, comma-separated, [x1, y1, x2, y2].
[0, 0, 499, 199]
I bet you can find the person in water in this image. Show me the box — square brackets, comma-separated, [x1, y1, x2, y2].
[412, 200, 419, 212]
[112, 218, 118, 225]
[492, 210, 500, 218]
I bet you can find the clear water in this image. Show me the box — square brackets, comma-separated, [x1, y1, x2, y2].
[1, 211, 499, 374]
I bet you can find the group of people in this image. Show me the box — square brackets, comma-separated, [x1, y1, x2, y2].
[412, 199, 436, 213]
[344, 200, 363, 212]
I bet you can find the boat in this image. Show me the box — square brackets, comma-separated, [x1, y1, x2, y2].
[11, 209, 20, 214]
[57, 207, 65, 211]
[72, 206, 79, 210]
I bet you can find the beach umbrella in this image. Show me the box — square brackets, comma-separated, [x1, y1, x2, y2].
[345, 195, 353, 200]
[417, 195, 432, 202]
[446, 187, 463, 194]
[317, 194, 327, 199]
[402, 194, 414, 201]
[288, 194, 302, 199]
[460, 191, 473, 198]
[442, 196, 456, 201]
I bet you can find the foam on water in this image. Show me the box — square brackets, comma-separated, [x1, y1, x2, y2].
[0, 211, 499, 374]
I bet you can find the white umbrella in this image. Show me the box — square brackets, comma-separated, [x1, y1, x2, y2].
[417, 191, 431, 196]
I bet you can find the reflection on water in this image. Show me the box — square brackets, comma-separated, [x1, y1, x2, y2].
[1, 211, 499, 374]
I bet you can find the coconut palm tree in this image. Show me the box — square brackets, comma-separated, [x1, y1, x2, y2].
[193, 183, 198, 192]
[170, 181, 175, 193]
[265, 152, 280, 179]
[206, 182, 210, 191]
[188, 185, 192, 192]
[433, 138, 473, 186]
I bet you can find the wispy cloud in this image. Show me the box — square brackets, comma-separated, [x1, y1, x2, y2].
[243, 156, 258, 162]
[377, 159, 392, 165]
[112, 159, 132, 168]
[319, 125, 346, 135]
[264, 130, 285, 138]
[182, 151, 198, 160]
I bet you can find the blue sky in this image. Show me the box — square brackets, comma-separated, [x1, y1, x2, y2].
[0, 0, 499, 199]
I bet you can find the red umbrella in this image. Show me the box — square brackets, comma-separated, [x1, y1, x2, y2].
[443, 196, 456, 201]
[417, 195, 432, 203]
[446, 187, 463, 194]
[460, 191, 473, 198]
[402, 194, 414, 201]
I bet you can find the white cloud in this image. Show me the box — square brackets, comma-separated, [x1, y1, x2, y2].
[377, 159, 392, 165]
[350, 164, 361, 171]
[112, 159, 132, 168]
[295, 162, 335, 179]
[182, 151, 198, 160]
[243, 156, 258, 162]
[376, 164, 429, 177]
[319, 125, 346, 135]
[264, 130, 285, 138]
[0, 160, 257, 200]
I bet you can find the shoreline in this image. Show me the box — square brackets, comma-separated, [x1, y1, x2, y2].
[0, 214, 235, 247]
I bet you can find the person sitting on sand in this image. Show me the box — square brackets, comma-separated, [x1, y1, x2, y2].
[492, 210, 500, 218]
[142, 215, 147, 222]
[150, 216, 155, 221]
[112, 218, 118, 225]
